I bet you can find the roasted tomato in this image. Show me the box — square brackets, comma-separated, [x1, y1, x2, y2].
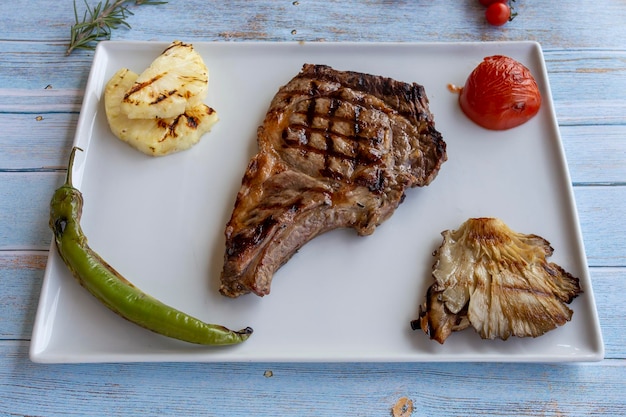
[485, 2, 511, 26]
[459, 55, 542, 130]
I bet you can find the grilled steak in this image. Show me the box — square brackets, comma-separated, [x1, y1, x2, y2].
[220, 64, 447, 297]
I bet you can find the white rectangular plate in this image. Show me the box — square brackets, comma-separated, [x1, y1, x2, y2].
[30, 41, 604, 363]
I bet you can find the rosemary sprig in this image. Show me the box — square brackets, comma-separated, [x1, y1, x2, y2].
[66, 0, 166, 56]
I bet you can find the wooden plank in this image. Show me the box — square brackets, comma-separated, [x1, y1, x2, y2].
[561, 125, 626, 185]
[0, 112, 77, 169]
[554, 100, 626, 126]
[0, 342, 624, 416]
[0, 88, 83, 113]
[2, 1, 625, 49]
[0, 43, 93, 90]
[0, 172, 61, 250]
[1, 15, 626, 92]
[546, 50, 626, 126]
[0, 252, 46, 339]
[574, 186, 626, 266]
[545, 50, 626, 105]
[0, 1, 76, 42]
[592, 267, 626, 358]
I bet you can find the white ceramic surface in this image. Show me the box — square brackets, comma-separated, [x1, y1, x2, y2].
[30, 41, 604, 363]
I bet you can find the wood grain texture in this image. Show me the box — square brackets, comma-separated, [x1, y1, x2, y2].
[1, 0, 625, 415]
[574, 187, 626, 266]
[561, 125, 626, 185]
[0, 252, 47, 339]
[0, 172, 61, 250]
[1, 343, 625, 416]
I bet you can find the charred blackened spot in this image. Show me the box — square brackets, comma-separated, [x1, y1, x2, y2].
[123, 74, 165, 101]
[353, 168, 386, 194]
[319, 167, 344, 182]
[244, 158, 260, 178]
[152, 89, 178, 104]
[289, 198, 304, 213]
[543, 263, 560, 277]
[353, 106, 361, 135]
[308, 80, 319, 98]
[354, 143, 382, 166]
[404, 84, 424, 105]
[382, 81, 396, 96]
[186, 116, 199, 129]
[227, 216, 278, 257]
[370, 129, 385, 147]
[162, 42, 180, 54]
[157, 115, 182, 141]
[54, 217, 68, 236]
[252, 216, 278, 245]
[355, 74, 366, 89]
[373, 169, 385, 192]
[306, 97, 317, 127]
[403, 85, 415, 103]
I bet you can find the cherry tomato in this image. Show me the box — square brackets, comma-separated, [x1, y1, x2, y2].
[485, 2, 511, 26]
[479, 0, 507, 6]
[458, 55, 542, 131]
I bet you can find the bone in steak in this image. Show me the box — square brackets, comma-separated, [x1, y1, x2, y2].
[220, 64, 447, 297]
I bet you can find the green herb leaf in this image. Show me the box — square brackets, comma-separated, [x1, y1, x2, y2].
[66, 0, 167, 56]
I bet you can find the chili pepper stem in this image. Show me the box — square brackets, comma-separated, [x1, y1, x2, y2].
[65, 146, 82, 187]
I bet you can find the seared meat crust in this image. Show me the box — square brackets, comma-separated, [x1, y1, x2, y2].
[220, 64, 447, 297]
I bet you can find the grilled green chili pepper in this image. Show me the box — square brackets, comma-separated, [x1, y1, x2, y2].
[49, 147, 252, 345]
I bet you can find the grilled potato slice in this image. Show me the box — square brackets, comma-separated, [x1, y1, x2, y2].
[104, 68, 218, 156]
[120, 41, 209, 120]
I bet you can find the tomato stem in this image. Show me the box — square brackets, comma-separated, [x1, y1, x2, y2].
[509, 0, 517, 21]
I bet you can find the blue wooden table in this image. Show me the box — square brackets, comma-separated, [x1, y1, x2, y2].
[1, 1, 625, 415]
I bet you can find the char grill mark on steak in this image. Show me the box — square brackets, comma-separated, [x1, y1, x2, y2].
[283, 96, 388, 190]
[220, 64, 447, 298]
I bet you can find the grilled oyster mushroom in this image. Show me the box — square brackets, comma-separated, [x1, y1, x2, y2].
[413, 217, 582, 344]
